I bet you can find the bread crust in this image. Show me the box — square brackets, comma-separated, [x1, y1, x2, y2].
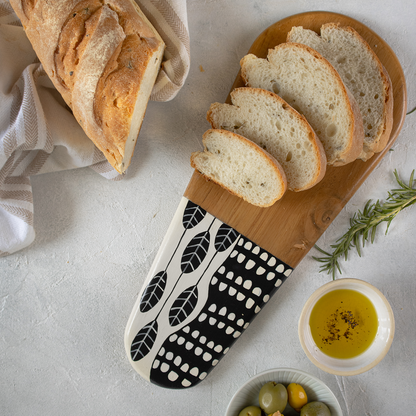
[191, 129, 287, 207]
[10, 0, 165, 173]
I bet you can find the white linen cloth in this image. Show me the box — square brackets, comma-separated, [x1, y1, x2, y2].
[0, 0, 190, 257]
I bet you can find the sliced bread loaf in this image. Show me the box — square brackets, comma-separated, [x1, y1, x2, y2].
[207, 87, 326, 192]
[190, 129, 287, 207]
[287, 23, 393, 161]
[240, 43, 364, 166]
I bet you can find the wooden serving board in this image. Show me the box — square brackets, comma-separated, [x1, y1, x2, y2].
[185, 11, 407, 269]
[125, 12, 406, 390]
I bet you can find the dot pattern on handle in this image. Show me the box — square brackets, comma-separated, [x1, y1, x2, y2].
[150, 234, 292, 389]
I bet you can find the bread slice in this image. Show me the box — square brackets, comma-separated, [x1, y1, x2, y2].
[287, 23, 393, 161]
[240, 43, 364, 166]
[10, 0, 165, 174]
[190, 129, 287, 207]
[207, 87, 326, 192]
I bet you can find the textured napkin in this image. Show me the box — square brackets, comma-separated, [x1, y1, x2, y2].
[0, 0, 190, 257]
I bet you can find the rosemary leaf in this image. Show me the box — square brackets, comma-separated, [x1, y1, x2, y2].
[407, 106, 416, 115]
[314, 169, 416, 279]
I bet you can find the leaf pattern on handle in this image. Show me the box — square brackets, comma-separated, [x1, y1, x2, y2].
[180, 231, 210, 273]
[168, 285, 198, 327]
[137, 201, 207, 315]
[214, 224, 240, 252]
[182, 200, 206, 230]
[130, 320, 159, 362]
[139, 271, 168, 313]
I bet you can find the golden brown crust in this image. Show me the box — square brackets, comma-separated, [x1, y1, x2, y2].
[10, 0, 165, 173]
[54, 0, 103, 99]
[20, 0, 37, 22]
[94, 29, 160, 166]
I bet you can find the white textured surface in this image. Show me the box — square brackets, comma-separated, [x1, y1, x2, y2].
[1, 1, 416, 415]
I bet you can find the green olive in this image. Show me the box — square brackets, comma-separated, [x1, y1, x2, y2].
[238, 405, 262, 416]
[300, 401, 331, 416]
[258, 381, 288, 414]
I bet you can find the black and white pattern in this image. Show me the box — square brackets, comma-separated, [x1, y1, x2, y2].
[125, 197, 293, 389]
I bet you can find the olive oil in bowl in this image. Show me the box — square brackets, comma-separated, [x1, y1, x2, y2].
[299, 278, 394, 375]
[309, 289, 378, 359]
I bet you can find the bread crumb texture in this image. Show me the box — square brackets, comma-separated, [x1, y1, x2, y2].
[287, 24, 393, 160]
[240, 43, 364, 165]
[191, 129, 287, 207]
[207, 87, 326, 191]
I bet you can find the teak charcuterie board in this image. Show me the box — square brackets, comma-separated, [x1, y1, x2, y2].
[185, 11, 407, 269]
[125, 11, 406, 389]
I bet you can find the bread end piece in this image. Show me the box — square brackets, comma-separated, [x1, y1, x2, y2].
[191, 129, 287, 207]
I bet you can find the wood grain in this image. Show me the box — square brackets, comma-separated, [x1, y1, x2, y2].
[184, 11, 407, 268]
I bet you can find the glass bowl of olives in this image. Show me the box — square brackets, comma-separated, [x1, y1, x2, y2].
[225, 367, 342, 416]
[298, 278, 395, 376]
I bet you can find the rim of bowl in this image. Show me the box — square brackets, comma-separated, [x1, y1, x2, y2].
[225, 367, 342, 416]
[298, 278, 395, 376]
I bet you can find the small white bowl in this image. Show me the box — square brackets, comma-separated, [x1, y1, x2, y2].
[225, 367, 342, 416]
[298, 278, 395, 376]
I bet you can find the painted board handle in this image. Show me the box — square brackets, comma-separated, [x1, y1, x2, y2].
[124, 197, 293, 389]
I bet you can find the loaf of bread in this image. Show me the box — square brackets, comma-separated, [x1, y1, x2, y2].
[190, 129, 287, 207]
[9, 0, 165, 173]
[287, 24, 393, 161]
[207, 87, 327, 192]
[240, 43, 364, 166]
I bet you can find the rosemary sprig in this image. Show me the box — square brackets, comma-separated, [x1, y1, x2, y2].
[313, 169, 416, 279]
[407, 106, 416, 115]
